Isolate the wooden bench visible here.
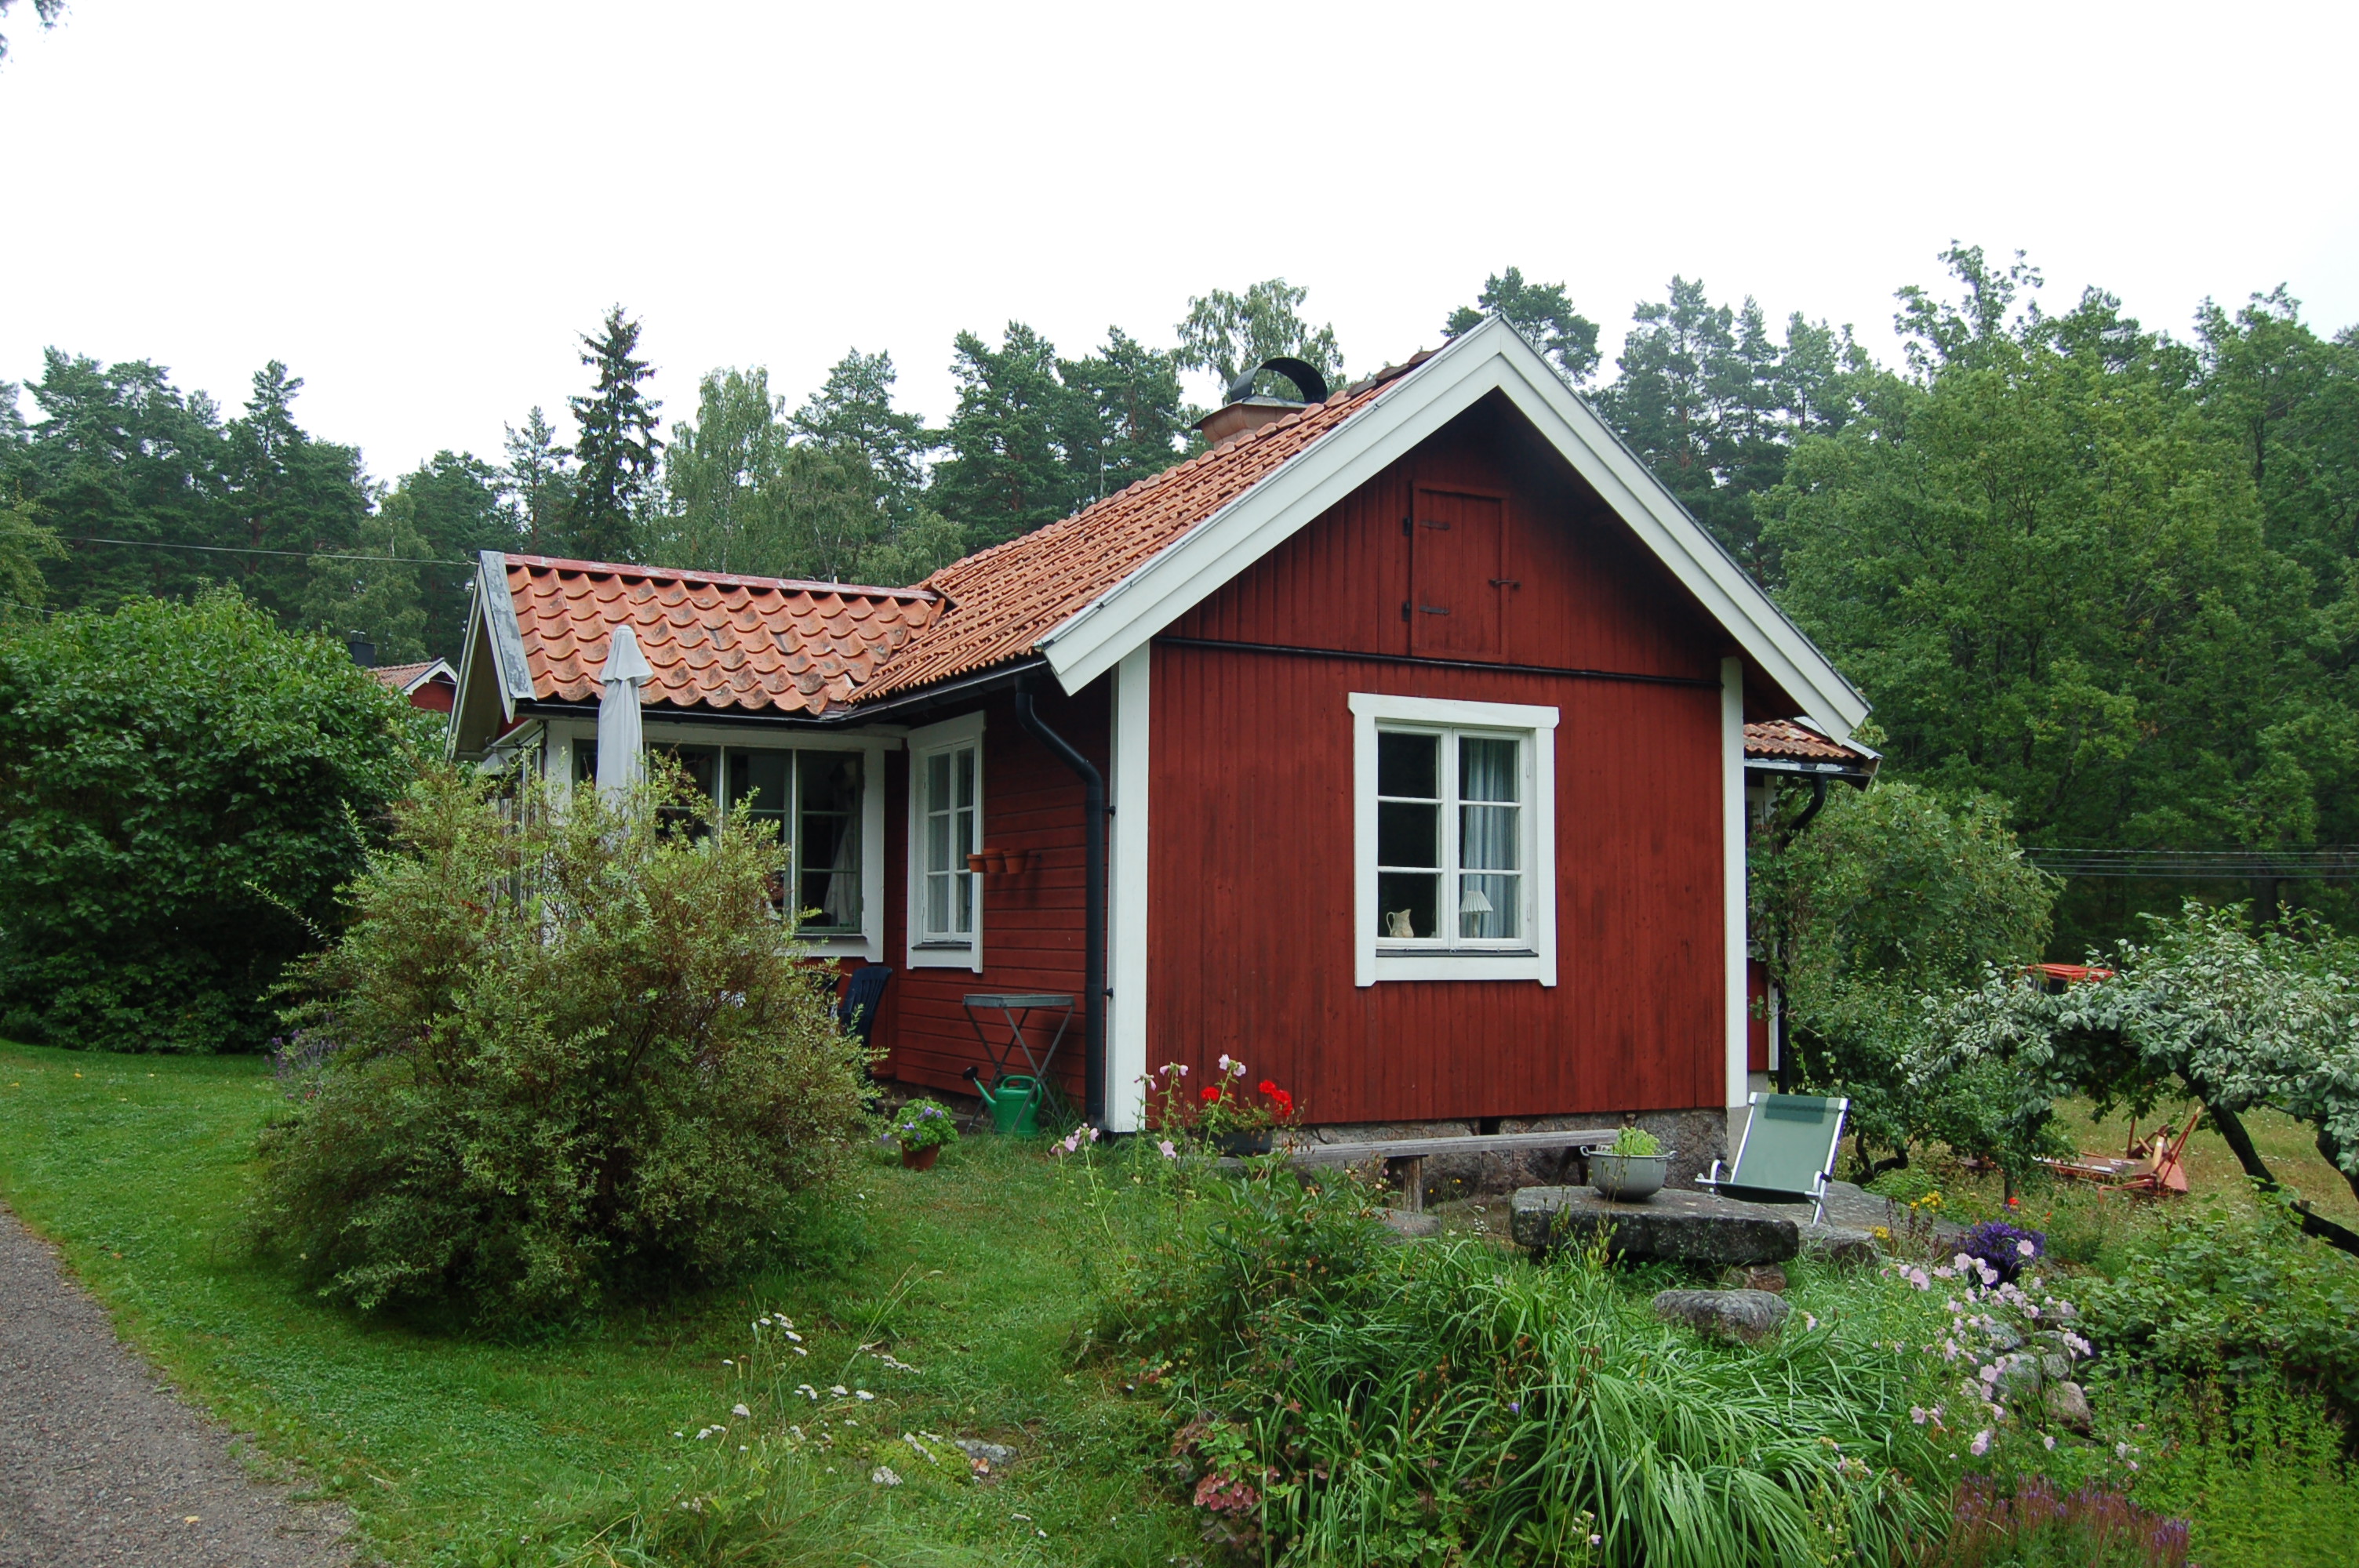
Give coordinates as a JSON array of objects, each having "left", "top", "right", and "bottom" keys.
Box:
[{"left": 1243, "top": 1127, "right": 1625, "bottom": 1213}]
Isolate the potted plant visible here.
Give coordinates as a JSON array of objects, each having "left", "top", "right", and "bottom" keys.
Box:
[
  {"left": 1141, "top": 1057, "right": 1297, "bottom": 1156},
  {"left": 1588, "top": 1124, "right": 1670, "bottom": 1201},
  {"left": 886, "top": 1098, "right": 960, "bottom": 1171}
]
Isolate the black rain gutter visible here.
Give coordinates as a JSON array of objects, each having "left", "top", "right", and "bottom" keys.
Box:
[{"left": 1013, "top": 670, "right": 1107, "bottom": 1127}]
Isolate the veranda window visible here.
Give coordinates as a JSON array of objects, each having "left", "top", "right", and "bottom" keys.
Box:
[
  {"left": 571, "top": 739, "right": 863, "bottom": 934},
  {"left": 917, "top": 743, "right": 978, "bottom": 944}
]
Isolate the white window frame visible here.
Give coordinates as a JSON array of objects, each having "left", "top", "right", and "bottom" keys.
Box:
[
  {"left": 1350, "top": 692, "right": 1557, "bottom": 986},
  {"left": 905, "top": 710, "right": 986, "bottom": 972},
  {"left": 540, "top": 717, "right": 889, "bottom": 961}
]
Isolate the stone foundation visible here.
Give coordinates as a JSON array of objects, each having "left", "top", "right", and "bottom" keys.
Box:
[{"left": 1289, "top": 1109, "right": 1729, "bottom": 1207}]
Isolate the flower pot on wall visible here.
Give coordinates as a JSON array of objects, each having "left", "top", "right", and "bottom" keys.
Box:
[
  {"left": 901, "top": 1145, "right": 940, "bottom": 1171},
  {"left": 1589, "top": 1152, "right": 1670, "bottom": 1202},
  {"left": 965, "top": 852, "right": 988, "bottom": 874}
]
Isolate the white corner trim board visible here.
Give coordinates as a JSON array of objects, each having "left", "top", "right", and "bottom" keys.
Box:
[
  {"left": 1107, "top": 647, "right": 1152, "bottom": 1131},
  {"left": 1721, "top": 658, "right": 1748, "bottom": 1111},
  {"left": 1348, "top": 691, "right": 1558, "bottom": 989},
  {"left": 1036, "top": 317, "right": 1867, "bottom": 745}
]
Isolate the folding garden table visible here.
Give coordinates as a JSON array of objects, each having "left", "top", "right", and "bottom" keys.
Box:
[{"left": 958, "top": 993, "right": 1074, "bottom": 1131}]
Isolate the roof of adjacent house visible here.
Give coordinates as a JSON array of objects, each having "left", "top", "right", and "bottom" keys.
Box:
[
  {"left": 370, "top": 660, "right": 443, "bottom": 691},
  {"left": 1743, "top": 719, "right": 1877, "bottom": 775},
  {"left": 495, "top": 554, "right": 939, "bottom": 717}
]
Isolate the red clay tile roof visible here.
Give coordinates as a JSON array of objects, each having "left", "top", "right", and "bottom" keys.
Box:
[
  {"left": 856, "top": 360, "right": 1427, "bottom": 701},
  {"left": 1744, "top": 719, "right": 1870, "bottom": 767},
  {"left": 369, "top": 660, "right": 442, "bottom": 691},
  {"left": 501, "top": 555, "right": 938, "bottom": 717}
]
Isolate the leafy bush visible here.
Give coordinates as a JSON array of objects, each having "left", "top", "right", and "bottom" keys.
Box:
[
  {"left": 1750, "top": 780, "right": 2060, "bottom": 1177},
  {"left": 2077, "top": 1202, "right": 2359, "bottom": 1417},
  {"left": 253, "top": 766, "right": 874, "bottom": 1324},
  {"left": 2127, "top": 1375, "right": 2359, "bottom": 1568},
  {"left": 0, "top": 591, "right": 427, "bottom": 1052}
]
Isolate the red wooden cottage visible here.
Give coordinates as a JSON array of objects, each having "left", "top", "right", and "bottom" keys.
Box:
[{"left": 447, "top": 317, "right": 1874, "bottom": 1168}]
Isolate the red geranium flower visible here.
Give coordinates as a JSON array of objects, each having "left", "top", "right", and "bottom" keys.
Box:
[
  {"left": 1258, "top": 1080, "right": 1277, "bottom": 1095},
  {"left": 1273, "top": 1091, "right": 1294, "bottom": 1116},
  {"left": 1201, "top": 1085, "right": 1220, "bottom": 1102}
]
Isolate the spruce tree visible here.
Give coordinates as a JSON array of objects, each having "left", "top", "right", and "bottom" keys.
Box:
[
  {"left": 565, "top": 307, "right": 662, "bottom": 562},
  {"left": 501, "top": 406, "right": 572, "bottom": 555},
  {"left": 929, "top": 324, "right": 1078, "bottom": 547}
]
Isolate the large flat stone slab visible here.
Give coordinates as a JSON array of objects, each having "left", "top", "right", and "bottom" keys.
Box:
[{"left": 1510, "top": 1185, "right": 1800, "bottom": 1265}]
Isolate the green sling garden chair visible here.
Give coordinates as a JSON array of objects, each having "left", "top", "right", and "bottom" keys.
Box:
[{"left": 1696, "top": 1092, "right": 1850, "bottom": 1225}]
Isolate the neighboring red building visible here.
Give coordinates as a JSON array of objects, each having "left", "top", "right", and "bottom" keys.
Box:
[
  {"left": 445, "top": 318, "right": 1874, "bottom": 1162},
  {"left": 371, "top": 658, "right": 458, "bottom": 713}
]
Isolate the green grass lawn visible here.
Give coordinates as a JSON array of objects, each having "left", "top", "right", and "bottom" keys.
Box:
[{"left": 0, "top": 1041, "right": 1200, "bottom": 1566}]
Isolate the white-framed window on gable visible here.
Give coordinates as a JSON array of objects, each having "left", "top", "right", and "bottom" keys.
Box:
[
  {"left": 907, "top": 710, "right": 985, "bottom": 971},
  {"left": 1350, "top": 693, "right": 1558, "bottom": 986}
]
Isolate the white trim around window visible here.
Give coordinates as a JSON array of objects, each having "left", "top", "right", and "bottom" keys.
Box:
[
  {"left": 1349, "top": 692, "right": 1558, "bottom": 986},
  {"left": 905, "top": 710, "right": 986, "bottom": 972}
]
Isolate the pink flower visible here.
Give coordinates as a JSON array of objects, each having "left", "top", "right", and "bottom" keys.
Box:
[
  {"left": 2044, "top": 1435, "right": 2056, "bottom": 1450},
  {"left": 1910, "top": 1406, "right": 1930, "bottom": 1425},
  {"left": 1970, "top": 1430, "right": 1992, "bottom": 1456},
  {"left": 1157, "top": 1139, "right": 1178, "bottom": 1160},
  {"left": 1907, "top": 1268, "right": 1930, "bottom": 1290},
  {"left": 2016, "top": 1239, "right": 2036, "bottom": 1257},
  {"left": 1216, "top": 1054, "right": 1232, "bottom": 1072}
]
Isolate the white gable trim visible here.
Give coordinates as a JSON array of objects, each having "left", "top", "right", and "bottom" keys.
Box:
[{"left": 1035, "top": 317, "right": 1867, "bottom": 742}]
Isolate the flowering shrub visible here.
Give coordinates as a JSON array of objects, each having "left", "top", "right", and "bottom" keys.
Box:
[
  {"left": 1961, "top": 1219, "right": 2047, "bottom": 1284},
  {"left": 883, "top": 1099, "right": 958, "bottom": 1156},
  {"left": 1140, "top": 1055, "right": 1297, "bottom": 1142}
]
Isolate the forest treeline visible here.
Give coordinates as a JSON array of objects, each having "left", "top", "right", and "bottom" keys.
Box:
[{"left": 4, "top": 249, "right": 2356, "bottom": 884}]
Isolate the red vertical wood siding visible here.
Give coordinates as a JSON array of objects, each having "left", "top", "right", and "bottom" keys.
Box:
[
  {"left": 1150, "top": 397, "right": 1732, "bottom": 1123},
  {"left": 875, "top": 682, "right": 1108, "bottom": 1105}
]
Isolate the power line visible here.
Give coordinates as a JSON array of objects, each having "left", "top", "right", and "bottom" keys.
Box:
[
  {"left": 60, "top": 536, "right": 480, "bottom": 571},
  {"left": 2025, "top": 847, "right": 2359, "bottom": 880}
]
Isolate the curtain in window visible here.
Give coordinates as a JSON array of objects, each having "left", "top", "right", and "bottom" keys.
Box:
[{"left": 1459, "top": 737, "right": 1520, "bottom": 939}]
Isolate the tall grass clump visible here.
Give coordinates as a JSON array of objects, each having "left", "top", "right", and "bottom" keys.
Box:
[{"left": 253, "top": 764, "right": 874, "bottom": 1327}]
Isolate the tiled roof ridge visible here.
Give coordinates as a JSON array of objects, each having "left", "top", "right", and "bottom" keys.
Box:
[{"left": 503, "top": 551, "right": 938, "bottom": 602}]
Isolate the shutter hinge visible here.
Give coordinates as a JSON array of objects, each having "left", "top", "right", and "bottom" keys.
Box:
[{"left": 1418, "top": 604, "right": 1451, "bottom": 615}]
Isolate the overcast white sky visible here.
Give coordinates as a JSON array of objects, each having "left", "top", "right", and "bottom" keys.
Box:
[{"left": 4, "top": 1, "right": 2354, "bottom": 481}]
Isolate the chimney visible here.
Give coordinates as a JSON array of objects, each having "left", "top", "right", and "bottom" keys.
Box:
[
  {"left": 345, "top": 631, "right": 376, "bottom": 667},
  {"left": 1192, "top": 356, "right": 1330, "bottom": 448}
]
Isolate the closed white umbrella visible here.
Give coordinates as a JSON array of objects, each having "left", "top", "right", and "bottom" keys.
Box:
[{"left": 594, "top": 622, "right": 653, "bottom": 808}]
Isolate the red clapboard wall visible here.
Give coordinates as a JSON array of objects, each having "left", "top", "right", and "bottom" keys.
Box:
[
  {"left": 1147, "top": 395, "right": 1733, "bottom": 1123},
  {"left": 875, "top": 682, "right": 1107, "bottom": 1105}
]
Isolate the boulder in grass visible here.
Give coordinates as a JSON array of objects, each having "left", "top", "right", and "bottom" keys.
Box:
[
  {"left": 1800, "top": 1223, "right": 1878, "bottom": 1267},
  {"left": 2045, "top": 1381, "right": 2094, "bottom": 1433},
  {"left": 1652, "top": 1288, "right": 1790, "bottom": 1345},
  {"left": 1511, "top": 1186, "right": 1799, "bottom": 1265}
]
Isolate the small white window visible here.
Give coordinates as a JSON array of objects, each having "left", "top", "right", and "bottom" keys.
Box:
[
  {"left": 1350, "top": 693, "right": 1557, "bottom": 985},
  {"left": 906, "top": 711, "right": 985, "bottom": 971}
]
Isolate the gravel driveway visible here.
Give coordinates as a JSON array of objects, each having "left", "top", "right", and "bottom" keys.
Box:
[{"left": 0, "top": 1202, "right": 355, "bottom": 1567}]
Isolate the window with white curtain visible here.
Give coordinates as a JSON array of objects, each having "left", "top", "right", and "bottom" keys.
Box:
[{"left": 1350, "top": 692, "right": 1558, "bottom": 985}]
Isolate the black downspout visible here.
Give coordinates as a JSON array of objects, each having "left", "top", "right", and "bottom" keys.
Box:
[{"left": 1015, "top": 674, "right": 1107, "bottom": 1126}]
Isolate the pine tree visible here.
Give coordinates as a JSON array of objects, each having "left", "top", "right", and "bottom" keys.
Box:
[
  {"left": 383, "top": 451, "right": 514, "bottom": 655},
  {"left": 791, "top": 349, "right": 929, "bottom": 510},
  {"left": 501, "top": 406, "right": 572, "bottom": 554},
  {"left": 1443, "top": 267, "right": 1601, "bottom": 383},
  {"left": 929, "top": 324, "right": 1079, "bottom": 547},
  {"left": 565, "top": 306, "right": 662, "bottom": 562},
  {"left": 1058, "top": 328, "right": 1187, "bottom": 505},
  {"left": 222, "top": 361, "right": 373, "bottom": 622}
]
